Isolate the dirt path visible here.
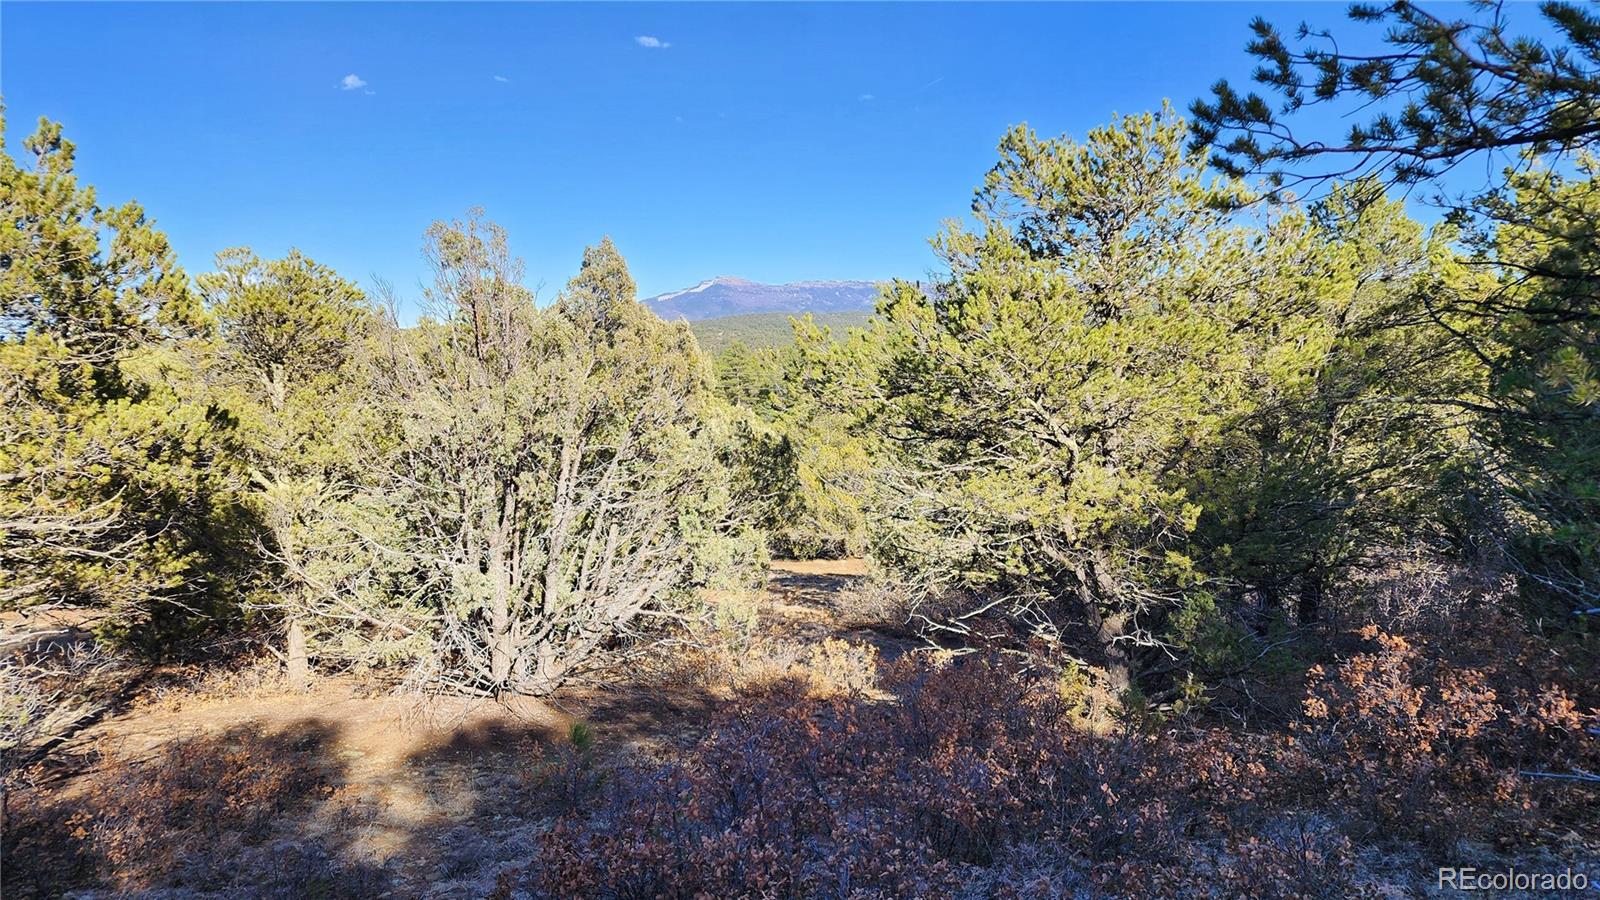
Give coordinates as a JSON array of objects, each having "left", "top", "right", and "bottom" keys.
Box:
[{"left": 765, "top": 558, "right": 918, "bottom": 658}]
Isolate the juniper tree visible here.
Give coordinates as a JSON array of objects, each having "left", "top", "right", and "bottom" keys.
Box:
[
  {"left": 806, "top": 108, "right": 1476, "bottom": 690},
  {"left": 375, "top": 216, "right": 731, "bottom": 695}
]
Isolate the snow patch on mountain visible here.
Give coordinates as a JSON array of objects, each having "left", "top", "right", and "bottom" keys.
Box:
[{"left": 643, "top": 277, "right": 883, "bottom": 321}]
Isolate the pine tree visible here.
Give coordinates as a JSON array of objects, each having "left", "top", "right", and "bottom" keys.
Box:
[
  {"left": 199, "top": 248, "right": 392, "bottom": 685},
  {"left": 840, "top": 109, "right": 1270, "bottom": 691},
  {"left": 1195, "top": 1, "right": 1600, "bottom": 611},
  {"left": 1, "top": 113, "right": 239, "bottom": 643}
]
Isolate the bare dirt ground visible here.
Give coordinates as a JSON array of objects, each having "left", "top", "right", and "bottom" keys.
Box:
[{"left": 6, "top": 560, "right": 897, "bottom": 898}]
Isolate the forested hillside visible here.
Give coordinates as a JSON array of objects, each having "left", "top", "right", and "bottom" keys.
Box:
[
  {"left": 689, "top": 310, "right": 871, "bottom": 353},
  {"left": 4, "top": 2, "right": 1599, "bottom": 896}
]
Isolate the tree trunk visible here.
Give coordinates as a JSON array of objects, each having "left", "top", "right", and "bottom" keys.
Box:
[
  {"left": 285, "top": 617, "right": 310, "bottom": 690},
  {"left": 489, "top": 549, "right": 513, "bottom": 691},
  {"left": 1297, "top": 572, "right": 1324, "bottom": 625},
  {"left": 490, "top": 597, "right": 513, "bottom": 691},
  {"left": 1091, "top": 607, "right": 1134, "bottom": 696},
  {"left": 489, "top": 526, "right": 515, "bottom": 692},
  {"left": 1075, "top": 555, "right": 1135, "bottom": 696}
]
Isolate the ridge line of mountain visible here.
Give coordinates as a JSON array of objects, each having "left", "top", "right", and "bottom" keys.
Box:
[{"left": 642, "top": 276, "right": 884, "bottom": 321}]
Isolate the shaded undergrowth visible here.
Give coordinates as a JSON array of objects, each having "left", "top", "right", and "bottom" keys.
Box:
[{"left": 501, "top": 618, "right": 1599, "bottom": 898}]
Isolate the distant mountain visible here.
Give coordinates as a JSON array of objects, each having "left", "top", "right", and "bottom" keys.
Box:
[
  {"left": 644, "top": 276, "right": 882, "bottom": 322},
  {"left": 689, "top": 311, "right": 872, "bottom": 355}
]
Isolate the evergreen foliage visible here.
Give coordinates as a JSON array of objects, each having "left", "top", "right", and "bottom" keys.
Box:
[
  {"left": 368, "top": 216, "right": 751, "bottom": 695},
  {"left": 1196, "top": 0, "right": 1600, "bottom": 612},
  {"left": 199, "top": 248, "right": 400, "bottom": 683},
  {"left": 1, "top": 112, "right": 242, "bottom": 647},
  {"left": 4, "top": 2, "right": 1598, "bottom": 697}
]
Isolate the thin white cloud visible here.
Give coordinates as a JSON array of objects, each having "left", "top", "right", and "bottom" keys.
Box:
[
  {"left": 635, "top": 35, "right": 671, "bottom": 49},
  {"left": 858, "top": 93, "right": 875, "bottom": 102},
  {"left": 339, "top": 73, "right": 368, "bottom": 91},
  {"left": 493, "top": 74, "right": 510, "bottom": 83}
]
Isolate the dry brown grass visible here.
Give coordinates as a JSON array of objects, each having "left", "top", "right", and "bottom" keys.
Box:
[
  {"left": 503, "top": 620, "right": 1599, "bottom": 898},
  {"left": 9, "top": 563, "right": 1596, "bottom": 899}
]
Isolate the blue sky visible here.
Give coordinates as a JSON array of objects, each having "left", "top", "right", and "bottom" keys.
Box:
[{"left": 1, "top": 2, "right": 1475, "bottom": 304}]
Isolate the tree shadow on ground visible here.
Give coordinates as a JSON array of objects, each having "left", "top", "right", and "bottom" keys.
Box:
[
  {"left": 1, "top": 710, "right": 572, "bottom": 899},
  {"left": 766, "top": 568, "right": 861, "bottom": 610},
  {"left": 2, "top": 565, "right": 920, "bottom": 898}
]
